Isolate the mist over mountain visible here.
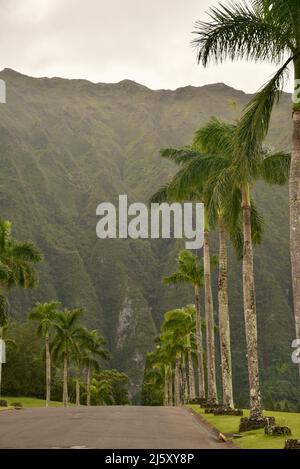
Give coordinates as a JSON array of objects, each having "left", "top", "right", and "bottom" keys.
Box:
[{"left": 0, "top": 68, "right": 297, "bottom": 403}]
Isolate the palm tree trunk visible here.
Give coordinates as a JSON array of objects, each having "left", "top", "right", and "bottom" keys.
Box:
[
  {"left": 194, "top": 284, "right": 206, "bottom": 400},
  {"left": 218, "top": 216, "right": 234, "bottom": 409},
  {"left": 164, "top": 372, "right": 169, "bottom": 406},
  {"left": 45, "top": 335, "right": 51, "bottom": 407},
  {"left": 63, "top": 352, "right": 68, "bottom": 407},
  {"left": 188, "top": 349, "right": 196, "bottom": 401},
  {"left": 87, "top": 366, "right": 91, "bottom": 406},
  {"left": 241, "top": 184, "right": 262, "bottom": 419},
  {"left": 174, "top": 353, "right": 181, "bottom": 406},
  {"left": 204, "top": 211, "right": 218, "bottom": 405},
  {"left": 181, "top": 354, "right": 188, "bottom": 403},
  {"left": 168, "top": 371, "right": 173, "bottom": 406},
  {"left": 76, "top": 368, "right": 80, "bottom": 406},
  {"left": 290, "top": 103, "right": 300, "bottom": 378}
]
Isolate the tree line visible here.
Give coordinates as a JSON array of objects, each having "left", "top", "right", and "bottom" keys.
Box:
[{"left": 0, "top": 221, "right": 129, "bottom": 406}]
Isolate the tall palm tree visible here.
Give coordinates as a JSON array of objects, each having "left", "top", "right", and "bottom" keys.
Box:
[
  {"left": 163, "top": 250, "right": 216, "bottom": 402},
  {"left": 193, "top": 0, "right": 300, "bottom": 377},
  {"left": 146, "top": 346, "right": 172, "bottom": 406},
  {"left": 52, "top": 308, "right": 86, "bottom": 407},
  {"left": 82, "top": 330, "right": 109, "bottom": 406},
  {"left": 29, "top": 301, "right": 61, "bottom": 407}
]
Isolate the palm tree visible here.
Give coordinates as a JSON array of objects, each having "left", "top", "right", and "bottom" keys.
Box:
[
  {"left": 146, "top": 347, "right": 172, "bottom": 406},
  {"left": 29, "top": 301, "right": 61, "bottom": 407},
  {"left": 0, "top": 220, "right": 42, "bottom": 298},
  {"left": 163, "top": 250, "right": 216, "bottom": 402},
  {"left": 51, "top": 308, "right": 86, "bottom": 407},
  {"left": 82, "top": 330, "right": 109, "bottom": 406},
  {"left": 193, "top": 0, "right": 300, "bottom": 377}
]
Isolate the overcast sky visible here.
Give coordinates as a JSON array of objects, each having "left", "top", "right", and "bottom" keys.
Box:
[{"left": 0, "top": 0, "right": 290, "bottom": 93}]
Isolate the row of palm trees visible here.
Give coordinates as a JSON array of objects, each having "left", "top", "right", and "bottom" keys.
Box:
[
  {"left": 28, "top": 302, "right": 109, "bottom": 407},
  {"left": 146, "top": 305, "right": 198, "bottom": 407},
  {"left": 192, "top": 0, "right": 300, "bottom": 385},
  {"left": 150, "top": 116, "right": 290, "bottom": 420}
]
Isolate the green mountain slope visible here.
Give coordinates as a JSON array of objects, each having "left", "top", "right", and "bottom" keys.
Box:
[{"left": 0, "top": 68, "right": 297, "bottom": 403}]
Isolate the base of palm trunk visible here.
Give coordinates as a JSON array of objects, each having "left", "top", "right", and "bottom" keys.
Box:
[
  {"left": 284, "top": 439, "right": 300, "bottom": 449},
  {"left": 265, "top": 425, "right": 291, "bottom": 437},
  {"left": 188, "top": 397, "right": 207, "bottom": 405},
  {"left": 213, "top": 407, "right": 243, "bottom": 417},
  {"left": 204, "top": 403, "right": 223, "bottom": 414},
  {"left": 239, "top": 416, "right": 275, "bottom": 433}
]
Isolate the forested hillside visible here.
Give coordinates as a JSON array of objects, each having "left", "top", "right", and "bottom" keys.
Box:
[{"left": 0, "top": 68, "right": 297, "bottom": 403}]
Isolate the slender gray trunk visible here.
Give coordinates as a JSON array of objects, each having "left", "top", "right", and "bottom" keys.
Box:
[
  {"left": 218, "top": 217, "right": 234, "bottom": 409},
  {"left": 204, "top": 226, "right": 218, "bottom": 405},
  {"left": 63, "top": 352, "right": 68, "bottom": 407},
  {"left": 87, "top": 366, "right": 91, "bottom": 406},
  {"left": 181, "top": 355, "right": 188, "bottom": 404},
  {"left": 174, "top": 353, "right": 181, "bottom": 406},
  {"left": 290, "top": 109, "right": 300, "bottom": 378},
  {"left": 76, "top": 368, "right": 80, "bottom": 406},
  {"left": 194, "top": 284, "right": 206, "bottom": 400},
  {"left": 45, "top": 335, "right": 51, "bottom": 407},
  {"left": 188, "top": 349, "right": 196, "bottom": 401},
  {"left": 242, "top": 185, "right": 262, "bottom": 419},
  {"left": 164, "top": 372, "right": 169, "bottom": 406},
  {"left": 168, "top": 371, "right": 173, "bottom": 406}
]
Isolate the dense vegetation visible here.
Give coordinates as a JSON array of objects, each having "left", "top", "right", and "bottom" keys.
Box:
[{"left": 1, "top": 318, "right": 129, "bottom": 406}]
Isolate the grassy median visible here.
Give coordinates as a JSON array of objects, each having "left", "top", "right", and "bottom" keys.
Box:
[{"left": 187, "top": 405, "right": 300, "bottom": 449}]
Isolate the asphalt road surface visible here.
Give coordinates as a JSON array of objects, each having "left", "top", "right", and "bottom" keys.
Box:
[{"left": 0, "top": 406, "right": 231, "bottom": 449}]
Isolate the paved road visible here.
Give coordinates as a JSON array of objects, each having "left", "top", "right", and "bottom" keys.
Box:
[{"left": 0, "top": 406, "right": 230, "bottom": 449}]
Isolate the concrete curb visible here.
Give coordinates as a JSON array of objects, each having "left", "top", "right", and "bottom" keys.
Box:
[{"left": 186, "top": 407, "right": 241, "bottom": 450}]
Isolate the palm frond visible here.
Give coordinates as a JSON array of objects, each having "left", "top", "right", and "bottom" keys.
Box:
[
  {"left": 163, "top": 272, "right": 190, "bottom": 285},
  {"left": 192, "top": 0, "right": 291, "bottom": 66},
  {"left": 260, "top": 151, "right": 291, "bottom": 185},
  {"left": 235, "top": 56, "right": 293, "bottom": 177},
  {"left": 160, "top": 147, "right": 202, "bottom": 165}
]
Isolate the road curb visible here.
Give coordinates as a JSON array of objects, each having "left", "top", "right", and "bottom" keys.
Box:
[{"left": 185, "top": 407, "right": 241, "bottom": 450}]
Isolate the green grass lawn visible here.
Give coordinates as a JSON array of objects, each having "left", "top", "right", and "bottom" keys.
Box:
[
  {"left": 187, "top": 405, "right": 300, "bottom": 449},
  {"left": 1, "top": 396, "right": 64, "bottom": 408}
]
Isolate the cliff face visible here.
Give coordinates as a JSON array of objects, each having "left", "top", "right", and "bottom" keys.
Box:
[{"left": 0, "top": 68, "right": 297, "bottom": 402}]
